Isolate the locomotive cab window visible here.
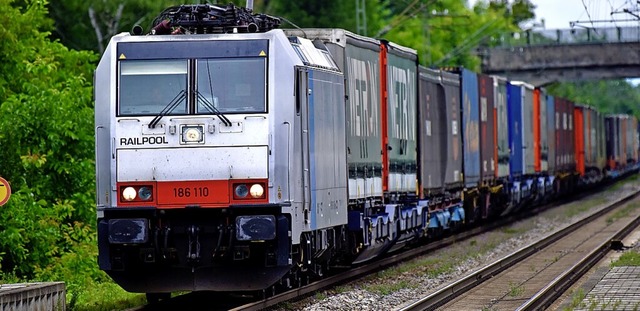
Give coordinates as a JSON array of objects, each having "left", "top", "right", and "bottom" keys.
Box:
[
  {"left": 118, "top": 60, "right": 188, "bottom": 116},
  {"left": 117, "top": 58, "right": 266, "bottom": 116},
  {"left": 196, "top": 58, "right": 266, "bottom": 114}
]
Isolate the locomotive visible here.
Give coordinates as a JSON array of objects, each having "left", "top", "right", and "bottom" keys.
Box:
[{"left": 93, "top": 3, "right": 639, "bottom": 301}]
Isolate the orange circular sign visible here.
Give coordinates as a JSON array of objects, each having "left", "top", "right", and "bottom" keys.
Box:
[{"left": 0, "top": 177, "right": 11, "bottom": 206}]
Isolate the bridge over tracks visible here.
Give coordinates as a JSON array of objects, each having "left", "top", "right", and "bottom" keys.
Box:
[{"left": 478, "top": 27, "right": 640, "bottom": 86}]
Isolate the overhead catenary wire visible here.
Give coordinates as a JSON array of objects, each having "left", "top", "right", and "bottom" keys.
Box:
[{"left": 433, "top": 18, "right": 502, "bottom": 66}]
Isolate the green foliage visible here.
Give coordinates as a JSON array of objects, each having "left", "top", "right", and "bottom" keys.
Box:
[
  {"left": 370, "top": 0, "right": 521, "bottom": 69},
  {"left": 0, "top": 0, "right": 97, "bottom": 291},
  {"left": 48, "top": 0, "right": 178, "bottom": 53},
  {"left": 486, "top": 0, "right": 536, "bottom": 27},
  {"left": 259, "top": 0, "right": 388, "bottom": 37},
  {"left": 611, "top": 250, "right": 640, "bottom": 267},
  {"left": 547, "top": 80, "right": 640, "bottom": 118}
]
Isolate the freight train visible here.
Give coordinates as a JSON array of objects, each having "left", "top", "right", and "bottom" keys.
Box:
[{"left": 93, "top": 3, "right": 640, "bottom": 301}]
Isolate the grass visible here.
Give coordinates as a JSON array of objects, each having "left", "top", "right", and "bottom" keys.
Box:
[
  {"left": 507, "top": 281, "right": 524, "bottom": 297},
  {"left": 68, "top": 282, "right": 145, "bottom": 311},
  {"left": 562, "top": 196, "right": 608, "bottom": 218},
  {"left": 608, "top": 175, "right": 639, "bottom": 192},
  {"left": 562, "top": 288, "right": 586, "bottom": 311},
  {"left": 606, "top": 202, "right": 640, "bottom": 225},
  {"left": 611, "top": 250, "right": 640, "bottom": 267}
]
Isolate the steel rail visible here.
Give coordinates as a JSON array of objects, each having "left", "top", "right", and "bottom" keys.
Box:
[
  {"left": 517, "top": 198, "right": 640, "bottom": 310},
  {"left": 397, "top": 189, "right": 640, "bottom": 311}
]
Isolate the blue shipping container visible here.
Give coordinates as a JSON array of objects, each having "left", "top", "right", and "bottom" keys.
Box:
[
  {"left": 461, "top": 69, "right": 480, "bottom": 188},
  {"left": 507, "top": 82, "right": 524, "bottom": 177},
  {"left": 546, "top": 95, "right": 556, "bottom": 174}
]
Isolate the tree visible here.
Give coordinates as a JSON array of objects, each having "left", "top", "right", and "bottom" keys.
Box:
[
  {"left": 48, "top": 0, "right": 177, "bottom": 53},
  {"left": 257, "top": 0, "right": 388, "bottom": 37},
  {"left": 0, "top": 0, "right": 97, "bottom": 281},
  {"left": 484, "top": 0, "right": 536, "bottom": 27}
]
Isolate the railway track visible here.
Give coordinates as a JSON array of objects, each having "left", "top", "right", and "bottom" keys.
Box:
[
  {"left": 127, "top": 180, "right": 634, "bottom": 311},
  {"left": 397, "top": 189, "right": 640, "bottom": 311}
]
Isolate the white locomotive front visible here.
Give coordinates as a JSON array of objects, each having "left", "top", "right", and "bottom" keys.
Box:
[{"left": 94, "top": 4, "right": 348, "bottom": 298}]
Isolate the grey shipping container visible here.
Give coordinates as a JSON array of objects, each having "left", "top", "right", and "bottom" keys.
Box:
[
  {"left": 538, "top": 88, "right": 549, "bottom": 173},
  {"left": 519, "top": 82, "right": 536, "bottom": 175},
  {"left": 494, "top": 76, "right": 510, "bottom": 178},
  {"left": 626, "top": 116, "right": 637, "bottom": 162},
  {"left": 441, "top": 70, "right": 464, "bottom": 189},
  {"left": 418, "top": 67, "right": 445, "bottom": 194}
]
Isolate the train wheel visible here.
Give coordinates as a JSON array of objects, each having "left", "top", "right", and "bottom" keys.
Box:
[{"left": 146, "top": 292, "right": 171, "bottom": 304}]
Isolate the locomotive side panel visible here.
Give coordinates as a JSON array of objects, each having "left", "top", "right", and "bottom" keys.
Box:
[
  {"left": 306, "top": 69, "right": 348, "bottom": 229},
  {"left": 95, "top": 39, "right": 117, "bottom": 210}
]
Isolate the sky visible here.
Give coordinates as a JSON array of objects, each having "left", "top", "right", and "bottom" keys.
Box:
[
  {"left": 470, "top": 0, "right": 640, "bottom": 82},
  {"left": 530, "top": 0, "right": 640, "bottom": 29},
  {"left": 471, "top": 0, "right": 640, "bottom": 29}
]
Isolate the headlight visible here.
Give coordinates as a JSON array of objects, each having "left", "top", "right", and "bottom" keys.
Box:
[
  {"left": 138, "top": 187, "right": 152, "bottom": 201},
  {"left": 122, "top": 187, "right": 136, "bottom": 201},
  {"left": 250, "top": 184, "right": 264, "bottom": 198},
  {"left": 181, "top": 125, "right": 204, "bottom": 144},
  {"left": 234, "top": 184, "right": 249, "bottom": 198}
]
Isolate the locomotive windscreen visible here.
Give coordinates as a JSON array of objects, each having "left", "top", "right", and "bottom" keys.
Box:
[{"left": 117, "top": 40, "right": 268, "bottom": 116}]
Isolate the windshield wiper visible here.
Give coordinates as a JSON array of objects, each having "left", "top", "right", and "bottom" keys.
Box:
[
  {"left": 196, "top": 91, "right": 232, "bottom": 127},
  {"left": 148, "top": 90, "right": 187, "bottom": 128}
]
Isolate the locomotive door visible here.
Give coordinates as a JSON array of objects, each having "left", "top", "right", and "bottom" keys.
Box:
[{"left": 295, "top": 67, "right": 311, "bottom": 225}]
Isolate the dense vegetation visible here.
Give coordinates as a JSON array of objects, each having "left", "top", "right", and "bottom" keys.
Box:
[{"left": 0, "top": 0, "right": 638, "bottom": 309}]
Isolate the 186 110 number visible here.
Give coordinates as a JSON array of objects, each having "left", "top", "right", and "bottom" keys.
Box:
[{"left": 173, "top": 187, "right": 209, "bottom": 198}]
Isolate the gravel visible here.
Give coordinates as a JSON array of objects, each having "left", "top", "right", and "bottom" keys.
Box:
[{"left": 269, "top": 178, "right": 640, "bottom": 311}]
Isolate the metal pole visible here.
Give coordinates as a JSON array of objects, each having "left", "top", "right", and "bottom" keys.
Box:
[{"left": 246, "top": 0, "right": 254, "bottom": 10}]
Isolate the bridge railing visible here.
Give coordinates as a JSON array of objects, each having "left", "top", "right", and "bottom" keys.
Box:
[{"left": 493, "top": 26, "right": 640, "bottom": 47}]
